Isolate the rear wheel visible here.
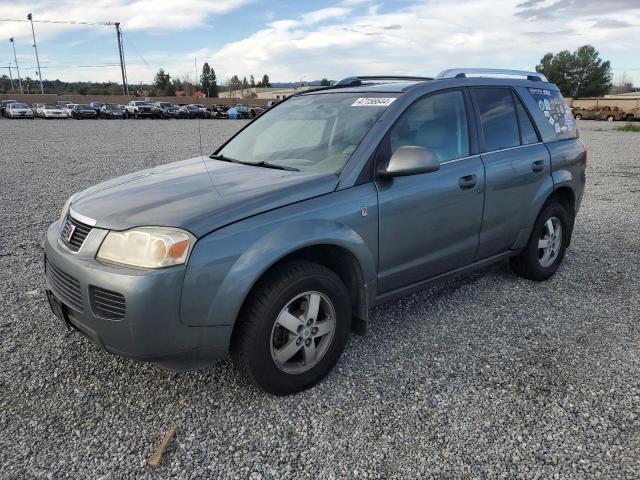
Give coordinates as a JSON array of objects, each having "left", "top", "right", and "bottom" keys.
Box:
[
  {"left": 574, "top": 114, "right": 582, "bottom": 120},
  {"left": 231, "top": 261, "right": 351, "bottom": 395},
  {"left": 510, "top": 201, "right": 571, "bottom": 281}
]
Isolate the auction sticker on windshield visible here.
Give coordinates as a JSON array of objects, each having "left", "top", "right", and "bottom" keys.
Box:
[{"left": 351, "top": 97, "right": 396, "bottom": 107}]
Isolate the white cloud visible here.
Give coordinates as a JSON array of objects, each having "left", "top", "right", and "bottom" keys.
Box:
[
  {"left": 203, "top": 0, "right": 640, "bottom": 84},
  {"left": 0, "top": 0, "right": 253, "bottom": 41},
  {"left": 2, "top": 0, "right": 638, "bottom": 84},
  {"left": 301, "top": 7, "right": 351, "bottom": 25}
]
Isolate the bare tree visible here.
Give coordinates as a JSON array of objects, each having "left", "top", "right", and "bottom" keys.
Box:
[{"left": 611, "top": 72, "right": 634, "bottom": 94}]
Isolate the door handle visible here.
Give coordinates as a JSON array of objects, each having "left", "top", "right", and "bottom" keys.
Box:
[
  {"left": 532, "top": 160, "right": 545, "bottom": 172},
  {"left": 459, "top": 174, "right": 477, "bottom": 190}
]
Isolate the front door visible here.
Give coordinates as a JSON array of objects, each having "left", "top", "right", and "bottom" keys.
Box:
[{"left": 376, "top": 89, "right": 485, "bottom": 293}]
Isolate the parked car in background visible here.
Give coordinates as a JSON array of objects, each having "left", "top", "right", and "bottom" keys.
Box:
[
  {"left": 64, "top": 104, "right": 77, "bottom": 117},
  {"left": 57, "top": 100, "right": 72, "bottom": 108},
  {"left": 250, "top": 106, "right": 266, "bottom": 118},
  {"left": 1, "top": 99, "right": 17, "bottom": 117},
  {"left": 125, "top": 101, "right": 155, "bottom": 119},
  {"left": 234, "top": 104, "right": 251, "bottom": 119},
  {"left": 573, "top": 105, "right": 627, "bottom": 121},
  {"left": 100, "top": 104, "right": 126, "bottom": 119},
  {"left": 153, "top": 102, "right": 180, "bottom": 119},
  {"left": 595, "top": 106, "right": 626, "bottom": 122},
  {"left": 71, "top": 104, "right": 98, "bottom": 119},
  {"left": 33, "top": 103, "right": 46, "bottom": 117},
  {"left": 179, "top": 104, "right": 204, "bottom": 119},
  {"left": 5, "top": 102, "right": 34, "bottom": 119},
  {"left": 39, "top": 104, "right": 69, "bottom": 119},
  {"left": 89, "top": 102, "right": 104, "bottom": 116},
  {"left": 44, "top": 69, "right": 586, "bottom": 395},
  {"left": 624, "top": 107, "right": 640, "bottom": 121},
  {"left": 208, "top": 106, "right": 229, "bottom": 119},
  {"left": 572, "top": 106, "right": 598, "bottom": 120}
]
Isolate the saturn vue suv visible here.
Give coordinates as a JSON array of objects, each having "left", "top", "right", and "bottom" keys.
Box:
[{"left": 44, "top": 69, "right": 586, "bottom": 395}]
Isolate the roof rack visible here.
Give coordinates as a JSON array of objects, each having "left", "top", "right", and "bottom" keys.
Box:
[
  {"left": 333, "top": 75, "right": 433, "bottom": 87},
  {"left": 436, "top": 68, "right": 548, "bottom": 82}
]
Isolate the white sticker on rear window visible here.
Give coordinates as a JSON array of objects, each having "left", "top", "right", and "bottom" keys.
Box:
[{"left": 351, "top": 97, "right": 396, "bottom": 107}]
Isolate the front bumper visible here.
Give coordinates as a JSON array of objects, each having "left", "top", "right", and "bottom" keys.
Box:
[{"left": 44, "top": 221, "right": 231, "bottom": 370}]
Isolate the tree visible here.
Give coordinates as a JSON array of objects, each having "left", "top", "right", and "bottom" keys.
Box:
[
  {"left": 153, "top": 68, "right": 174, "bottom": 96},
  {"left": 261, "top": 74, "right": 271, "bottom": 88},
  {"left": 227, "top": 75, "right": 242, "bottom": 97},
  {"left": 210, "top": 68, "right": 218, "bottom": 97},
  {"left": 536, "top": 45, "right": 612, "bottom": 98},
  {"left": 249, "top": 74, "right": 255, "bottom": 88},
  {"left": 201, "top": 63, "right": 212, "bottom": 97},
  {"left": 320, "top": 78, "right": 331, "bottom": 86}
]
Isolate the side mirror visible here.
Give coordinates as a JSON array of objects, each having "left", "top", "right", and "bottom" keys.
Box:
[{"left": 381, "top": 146, "right": 440, "bottom": 177}]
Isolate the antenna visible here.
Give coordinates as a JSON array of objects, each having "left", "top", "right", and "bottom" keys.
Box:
[{"left": 195, "top": 57, "right": 203, "bottom": 157}]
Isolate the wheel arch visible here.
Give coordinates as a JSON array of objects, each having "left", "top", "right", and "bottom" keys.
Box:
[{"left": 202, "top": 220, "right": 377, "bottom": 335}]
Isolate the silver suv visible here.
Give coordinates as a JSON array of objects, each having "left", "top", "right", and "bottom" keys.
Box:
[{"left": 45, "top": 69, "right": 586, "bottom": 395}]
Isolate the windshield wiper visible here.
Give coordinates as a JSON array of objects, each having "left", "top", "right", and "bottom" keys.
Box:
[
  {"left": 210, "top": 153, "right": 242, "bottom": 164},
  {"left": 250, "top": 161, "right": 300, "bottom": 172},
  {"left": 210, "top": 154, "right": 299, "bottom": 171}
]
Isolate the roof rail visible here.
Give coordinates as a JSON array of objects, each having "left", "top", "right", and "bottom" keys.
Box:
[
  {"left": 333, "top": 75, "right": 433, "bottom": 87},
  {"left": 436, "top": 68, "right": 548, "bottom": 82}
]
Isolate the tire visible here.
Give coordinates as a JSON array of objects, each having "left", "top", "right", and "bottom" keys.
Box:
[
  {"left": 607, "top": 115, "right": 614, "bottom": 122},
  {"left": 231, "top": 261, "right": 352, "bottom": 395},
  {"left": 574, "top": 114, "right": 582, "bottom": 120},
  {"left": 510, "top": 201, "right": 572, "bottom": 281}
]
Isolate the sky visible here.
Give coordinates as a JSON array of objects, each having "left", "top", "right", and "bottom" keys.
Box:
[{"left": 1, "top": 0, "right": 639, "bottom": 86}]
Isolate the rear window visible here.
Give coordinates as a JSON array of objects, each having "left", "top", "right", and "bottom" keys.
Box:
[
  {"left": 527, "top": 88, "right": 576, "bottom": 139},
  {"left": 475, "top": 88, "right": 520, "bottom": 151}
]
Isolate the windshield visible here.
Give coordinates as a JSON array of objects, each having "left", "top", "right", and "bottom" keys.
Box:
[
  {"left": 44, "top": 104, "right": 59, "bottom": 109},
  {"left": 217, "top": 93, "right": 398, "bottom": 173},
  {"left": 12, "top": 103, "right": 29, "bottom": 109},
  {"left": 77, "top": 105, "right": 91, "bottom": 109},
  {"left": 135, "top": 102, "right": 151, "bottom": 106},
  {"left": 106, "top": 104, "right": 121, "bottom": 110}
]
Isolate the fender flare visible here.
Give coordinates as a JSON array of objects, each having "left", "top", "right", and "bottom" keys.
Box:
[{"left": 205, "top": 219, "right": 377, "bottom": 327}]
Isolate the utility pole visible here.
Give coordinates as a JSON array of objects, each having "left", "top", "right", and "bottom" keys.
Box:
[
  {"left": 7, "top": 63, "right": 14, "bottom": 92},
  {"left": 9, "top": 38, "right": 23, "bottom": 94},
  {"left": 114, "top": 23, "right": 129, "bottom": 96},
  {"left": 27, "top": 14, "right": 44, "bottom": 94}
]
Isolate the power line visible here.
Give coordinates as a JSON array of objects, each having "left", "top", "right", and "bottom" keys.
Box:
[{"left": 0, "top": 18, "right": 113, "bottom": 26}]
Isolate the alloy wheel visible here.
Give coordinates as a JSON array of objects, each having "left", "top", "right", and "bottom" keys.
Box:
[
  {"left": 538, "top": 216, "right": 563, "bottom": 268},
  {"left": 270, "top": 291, "right": 336, "bottom": 374}
]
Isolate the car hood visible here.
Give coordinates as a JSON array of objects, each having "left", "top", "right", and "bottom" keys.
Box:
[{"left": 71, "top": 157, "right": 338, "bottom": 237}]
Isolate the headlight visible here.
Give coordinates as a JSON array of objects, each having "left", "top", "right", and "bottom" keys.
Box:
[
  {"left": 97, "top": 227, "right": 194, "bottom": 269},
  {"left": 59, "top": 195, "right": 75, "bottom": 225}
]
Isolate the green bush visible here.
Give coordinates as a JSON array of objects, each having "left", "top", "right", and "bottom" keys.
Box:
[{"left": 617, "top": 123, "right": 640, "bottom": 132}]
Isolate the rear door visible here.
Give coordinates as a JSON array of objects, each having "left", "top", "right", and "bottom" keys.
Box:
[
  {"left": 472, "top": 87, "right": 552, "bottom": 259},
  {"left": 376, "top": 89, "right": 485, "bottom": 292}
]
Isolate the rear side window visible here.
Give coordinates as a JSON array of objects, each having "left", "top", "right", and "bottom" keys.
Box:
[
  {"left": 474, "top": 88, "right": 520, "bottom": 151},
  {"left": 389, "top": 90, "right": 469, "bottom": 163},
  {"left": 527, "top": 87, "right": 576, "bottom": 139},
  {"left": 514, "top": 95, "right": 539, "bottom": 145}
]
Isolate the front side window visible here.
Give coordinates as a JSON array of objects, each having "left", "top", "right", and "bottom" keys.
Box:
[
  {"left": 218, "top": 93, "right": 397, "bottom": 173},
  {"left": 389, "top": 90, "right": 469, "bottom": 163},
  {"left": 475, "top": 88, "right": 520, "bottom": 152}
]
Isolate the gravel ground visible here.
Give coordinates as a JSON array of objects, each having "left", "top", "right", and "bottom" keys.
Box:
[{"left": 0, "top": 118, "right": 638, "bottom": 479}]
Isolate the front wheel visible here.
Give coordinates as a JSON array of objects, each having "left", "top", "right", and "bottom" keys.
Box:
[
  {"left": 574, "top": 114, "right": 582, "bottom": 120},
  {"left": 510, "top": 201, "right": 572, "bottom": 281},
  {"left": 231, "top": 261, "right": 351, "bottom": 395}
]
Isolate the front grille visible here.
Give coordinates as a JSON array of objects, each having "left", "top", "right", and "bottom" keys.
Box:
[
  {"left": 45, "top": 258, "right": 84, "bottom": 311},
  {"left": 90, "top": 286, "right": 126, "bottom": 320},
  {"left": 60, "top": 215, "right": 92, "bottom": 252}
]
